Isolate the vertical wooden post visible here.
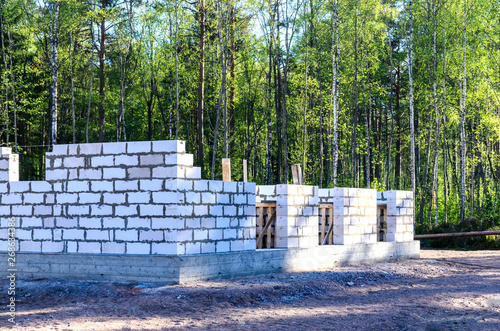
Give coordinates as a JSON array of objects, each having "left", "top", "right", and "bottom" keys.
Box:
[
  {"left": 243, "top": 159, "right": 248, "bottom": 182},
  {"left": 292, "top": 164, "right": 303, "bottom": 185},
  {"left": 222, "top": 158, "right": 231, "bottom": 181}
]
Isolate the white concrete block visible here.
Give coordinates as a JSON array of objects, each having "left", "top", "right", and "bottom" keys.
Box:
[
  {"left": 102, "top": 167, "right": 127, "bottom": 179},
  {"left": 194, "top": 229, "right": 208, "bottom": 241},
  {"left": 216, "top": 241, "right": 230, "bottom": 253},
  {"left": 152, "top": 191, "right": 179, "bottom": 204},
  {"left": 45, "top": 169, "right": 68, "bottom": 181},
  {"left": 152, "top": 140, "right": 185, "bottom": 153},
  {"left": 139, "top": 204, "right": 164, "bottom": 216},
  {"left": 165, "top": 205, "right": 182, "bottom": 216},
  {"left": 201, "top": 242, "right": 216, "bottom": 253},
  {"left": 232, "top": 194, "right": 246, "bottom": 205},
  {"left": 194, "top": 205, "right": 208, "bottom": 216},
  {"left": 152, "top": 242, "right": 178, "bottom": 255},
  {"left": 64, "top": 157, "right": 85, "bottom": 168},
  {"left": 127, "top": 192, "right": 151, "bottom": 204},
  {"left": 164, "top": 229, "right": 177, "bottom": 241},
  {"left": 185, "top": 218, "right": 201, "bottom": 228},
  {"left": 139, "top": 230, "right": 164, "bottom": 241},
  {"left": 33, "top": 229, "right": 52, "bottom": 240},
  {"left": 23, "top": 193, "right": 44, "bottom": 204},
  {"left": 9, "top": 181, "right": 30, "bottom": 193},
  {"left": 40, "top": 241, "right": 64, "bottom": 253},
  {"left": 0, "top": 205, "right": 10, "bottom": 216},
  {"left": 63, "top": 229, "right": 84, "bottom": 240},
  {"left": 127, "top": 141, "right": 152, "bottom": 153},
  {"left": 194, "top": 180, "right": 209, "bottom": 191},
  {"left": 79, "top": 143, "right": 102, "bottom": 155},
  {"left": 67, "top": 169, "right": 78, "bottom": 180},
  {"left": 185, "top": 166, "right": 201, "bottom": 179},
  {"left": 152, "top": 166, "right": 179, "bottom": 178},
  {"left": 217, "top": 193, "right": 231, "bottom": 204},
  {"left": 91, "top": 155, "right": 114, "bottom": 168},
  {"left": 12, "top": 205, "right": 33, "bottom": 216},
  {"left": 209, "top": 229, "right": 223, "bottom": 240},
  {"left": 115, "top": 205, "right": 139, "bottom": 216},
  {"left": 68, "top": 205, "right": 90, "bottom": 216},
  {"left": 78, "top": 242, "right": 102, "bottom": 254},
  {"left": 115, "top": 155, "right": 139, "bottom": 166},
  {"left": 102, "top": 217, "right": 125, "bottom": 228},
  {"left": 224, "top": 181, "right": 238, "bottom": 192},
  {"left": 21, "top": 217, "right": 42, "bottom": 228},
  {"left": 79, "top": 218, "right": 102, "bottom": 229},
  {"left": 139, "top": 179, "right": 163, "bottom": 191},
  {"left": 50, "top": 145, "right": 67, "bottom": 155},
  {"left": 103, "top": 193, "right": 126, "bottom": 204},
  {"left": 224, "top": 228, "right": 237, "bottom": 239},
  {"left": 78, "top": 193, "right": 101, "bottom": 204},
  {"left": 127, "top": 217, "right": 150, "bottom": 229},
  {"left": 115, "top": 230, "right": 138, "bottom": 241},
  {"left": 102, "top": 242, "right": 125, "bottom": 254},
  {"left": 56, "top": 193, "right": 78, "bottom": 204},
  {"left": 103, "top": 141, "right": 127, "bottom": 155},
  {"left": 215, "top": 217, "right": 229, "bottom": 228},
  {"left": 2, "top": 193, "right": 22, "bottom": 204},
  {"left": 67, "top": 181, "right": 89, "bottom": 192},
  {"left": 128, "top": 167, "right": 151, "bottom": 179},
  {"left": 180, "top": 192, "right": 199, "bottom": 205},
  {"left": 177, "top": 229, "right": 193, "bottom": 242},
  {"left": 177, "top": 179, "right": 193, "bottom": 191},
  {"left": 185, "top": 242, "right": 201, "bottom": 255},
  {"left": 224, "top": 206, "right": 237, "bottom": 216},
  {"left": 86, "top": 230, "right": 110, "bottom": 240},
  {"left": 66, "top": 241, "right": 78, "bottom": 253},
  {"left": 20, "top": 240, "right": 41, "bottom": 252},
  {"left": 90, "top": 180, "right": 113, "bottom": 192},
  {"left": 90, "top": 204, "right": 113, "bottom": 216},
  {"left": 209, "top": 181, "right": 223, "bottom": 192},
  {"left": 140, "top": 154, "right": 164, "bottom": 166},
  {"left": 78, "top": 169, "right": 102, "bottom": 180},
  {"left": 202, "top": 192, "right": 216, "bottom": 204}
]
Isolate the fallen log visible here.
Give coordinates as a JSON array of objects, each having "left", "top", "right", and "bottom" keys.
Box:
[{"left": 415, "top": 230, "right": 500, "bottom": 239}]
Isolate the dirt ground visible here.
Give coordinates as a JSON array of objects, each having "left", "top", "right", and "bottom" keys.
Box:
[{"left": 1, "top": 249, "right": 500, "bottom": 330}]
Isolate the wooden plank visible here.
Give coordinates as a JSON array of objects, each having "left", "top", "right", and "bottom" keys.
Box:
[
  {"left": 319, "top": 203, "right": 334, "bottom": 209},
  {"left": 266, "top": 207, "right": 273, "bottom": 248},
  {"left": 291, "top": 164, "right": 302, "bottom": 185},
  {"left": 328, "top": 205, "right": 334, "bottom": 244},
  {"left": 222, "top": 158, "right": 231, "bottom": 181},
  {"left": 256, "top": 202, "right": 277, "bottom": 208},
  {"left": 415, "top": 230, "right": 500, "bottom": 239},
  {"left": 322, "top": 224, "right": 334, "bottom": 245},
  {"left": 256, "top": 209, "right": 276, "bottom": 248},
  {"left": 243, "top": 159, "right": 248, "bottom": 182},
  {"left": 320, "top": 207, "right": 326, "bottom": 244},
  {"left": 257, "top": 206, "right": 263, "bottom": 249}
]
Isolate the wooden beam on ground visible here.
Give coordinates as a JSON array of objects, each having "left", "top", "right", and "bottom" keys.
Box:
[
  {"left": 291, "top": 164, "right": 303, "bottom": 185},
  {"left": 222, "top": 158, "right": 231, "bottom": 181},
  {"left": 243, "top": 159, "right": 248, "bottom": 182},
  {"left": 415, "top": 230, "right": 500, "bottom": 239}
]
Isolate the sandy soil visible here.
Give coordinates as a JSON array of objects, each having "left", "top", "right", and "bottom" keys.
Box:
[{"left": 1, "top": 249, "right": 500, "bottom": 330}]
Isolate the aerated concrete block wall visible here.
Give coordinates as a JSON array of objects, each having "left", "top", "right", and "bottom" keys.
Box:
[
  {"left": 0, "top": 140, "right": 256, "bottom": 255},
  {"left": 319, "top": 188, "right": 378, "bottom": 245},
  {"left": 0, "top": 148, "right": 19, "bottom": 182},
  {"left": 256, "top": 185, "right": 318, "bottom": 248},
  {"left": 378, "top": 191, "right": 414, "bottom": 242}
]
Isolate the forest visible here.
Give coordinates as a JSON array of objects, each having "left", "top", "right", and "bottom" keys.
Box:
[{"left": 1, "top": 0, "right": 499, "bottom": 229}]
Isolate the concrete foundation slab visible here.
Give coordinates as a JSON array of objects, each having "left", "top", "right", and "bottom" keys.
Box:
[{"left": 0, "top": 241, "right": 420, "bottom": 284}]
